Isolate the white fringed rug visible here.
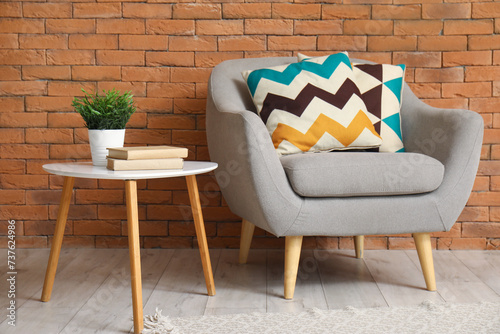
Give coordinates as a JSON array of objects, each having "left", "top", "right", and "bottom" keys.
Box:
[{"left": 143, "top": 301, "right": 500, "bottom": 334}]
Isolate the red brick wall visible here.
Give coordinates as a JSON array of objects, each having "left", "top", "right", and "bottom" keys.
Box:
[{"left": 0, "top": 0, "right": 499, "bottom": 250}]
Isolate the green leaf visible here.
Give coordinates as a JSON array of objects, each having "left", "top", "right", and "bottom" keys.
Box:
[{"left": 72, "top": 88, "right": 136, "bottom": 129}]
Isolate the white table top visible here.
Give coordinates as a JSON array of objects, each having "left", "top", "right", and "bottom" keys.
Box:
[{"left": 43, "top": 161, "right": 218, "bottom": 180}]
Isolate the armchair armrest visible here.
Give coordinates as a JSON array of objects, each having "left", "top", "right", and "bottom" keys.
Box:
[
  {"left": 206, "top": 95, "right": 301, "bottom": 236},
  {"left": 401, "top": 86, "right": 484, "bottom": 228}
]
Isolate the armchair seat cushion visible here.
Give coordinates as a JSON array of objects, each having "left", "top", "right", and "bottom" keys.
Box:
[{"left": 280, "top": 152, "right": 444, "bottom": 197}]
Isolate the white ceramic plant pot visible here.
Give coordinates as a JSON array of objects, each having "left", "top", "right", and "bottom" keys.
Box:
[{"left": 88, "top": 129, "right": 125, "bottom": 166}]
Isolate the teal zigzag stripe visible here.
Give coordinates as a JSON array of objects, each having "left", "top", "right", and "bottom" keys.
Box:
[
  {"left": 246, "top": 53, "right": 352, "bottom": 96},
  {"left": 384, "top": 77, "right": 403, "bottom": 103},
  {"left": 382, "top": 112, "right": 403, "bottom": 141},
  {"left": 383, "top": 64, "right": 406, "bottom": 103}
]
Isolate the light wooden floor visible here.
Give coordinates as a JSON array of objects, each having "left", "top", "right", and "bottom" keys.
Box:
[{"left": 1, "top": 248, "right": 499, "bottom": 333}]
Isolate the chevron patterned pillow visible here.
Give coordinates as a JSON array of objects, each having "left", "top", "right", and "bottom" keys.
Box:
[
  {"left": 298, "top": 54, "right": 406, "bottom": 153},
  {"left": 352, "top": 63, "right": 406, "bottom": 153},
  {"left": 242, "top": 52, "right": 382, "bottom": 156}
]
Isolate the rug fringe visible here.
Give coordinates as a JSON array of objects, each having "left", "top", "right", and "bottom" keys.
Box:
[
  {"left": 142, "top": 301, "right": 500, "bottom": 334},
  {"left": 143, "top": 308, "right": 176, "bottom": 334}
]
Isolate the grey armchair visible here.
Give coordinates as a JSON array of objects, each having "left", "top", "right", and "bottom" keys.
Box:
[{"left": 206, "top": 57, "right": 483, "bottom": 299}]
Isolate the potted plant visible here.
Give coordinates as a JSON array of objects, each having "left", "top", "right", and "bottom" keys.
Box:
[{"left": 72, "top": 88, "right": 136, "bottom": 166}]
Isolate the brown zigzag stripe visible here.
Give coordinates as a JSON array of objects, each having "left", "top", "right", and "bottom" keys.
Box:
[
  {"left": 260, "top": 79, "right": 362, "bottom": 124},
  {"left": 271, "top": 110, "right": 381, "bottom": 151},
  {"left": 355, "top": 64, "right": 383, "bottom": 81},
  {"left": 361, "top": 84, "right": 383, "bottom": 134}
]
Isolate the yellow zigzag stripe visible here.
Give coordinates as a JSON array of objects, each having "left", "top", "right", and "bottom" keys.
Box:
[{"left": 272, "top": 110, "right": 381, "bottom": 151}]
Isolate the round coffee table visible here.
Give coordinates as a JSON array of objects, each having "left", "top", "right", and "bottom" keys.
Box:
[{"left": 41, "top": 161, "right": 218, "bottom": 334}]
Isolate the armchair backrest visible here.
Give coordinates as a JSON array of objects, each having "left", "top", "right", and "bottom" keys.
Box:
[{"left": 209, "top": 57, "right": 295, "bottom": 115}]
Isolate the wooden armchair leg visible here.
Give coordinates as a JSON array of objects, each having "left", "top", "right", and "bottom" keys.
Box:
[
  {"left": 239, "top": 219, "right": 255, "bottom": 264},
  {"left": 354, "top": 235, "right": 364, "bottom": 259},
  {"left": 413, "top": 232, "right": 437, "bottom": 291},
  {"left": 284, "top": 236, "right": 303, "bottom": 300}
]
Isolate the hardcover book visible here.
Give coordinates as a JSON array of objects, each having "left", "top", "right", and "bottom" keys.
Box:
[
  {"left": 107, "top": 146, "right": 189, "bottom": 160},
  {"left": 106, "top": 157, "right": 184, "bottom": 171}
]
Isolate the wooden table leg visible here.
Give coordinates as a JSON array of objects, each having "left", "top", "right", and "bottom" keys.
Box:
[
  {"left": 125, "top": 180, "right": 143, "bottom": 334},
  {"left": 186, "top": 175, "right": 216, "bottom": 296},
  {"left": 41, "top": 176, "right": 75, "bottom": 302}
]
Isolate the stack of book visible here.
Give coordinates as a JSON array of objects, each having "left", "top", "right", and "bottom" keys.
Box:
[{"left": 106, "top": 145, "right": 189, "bottom": 171}]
